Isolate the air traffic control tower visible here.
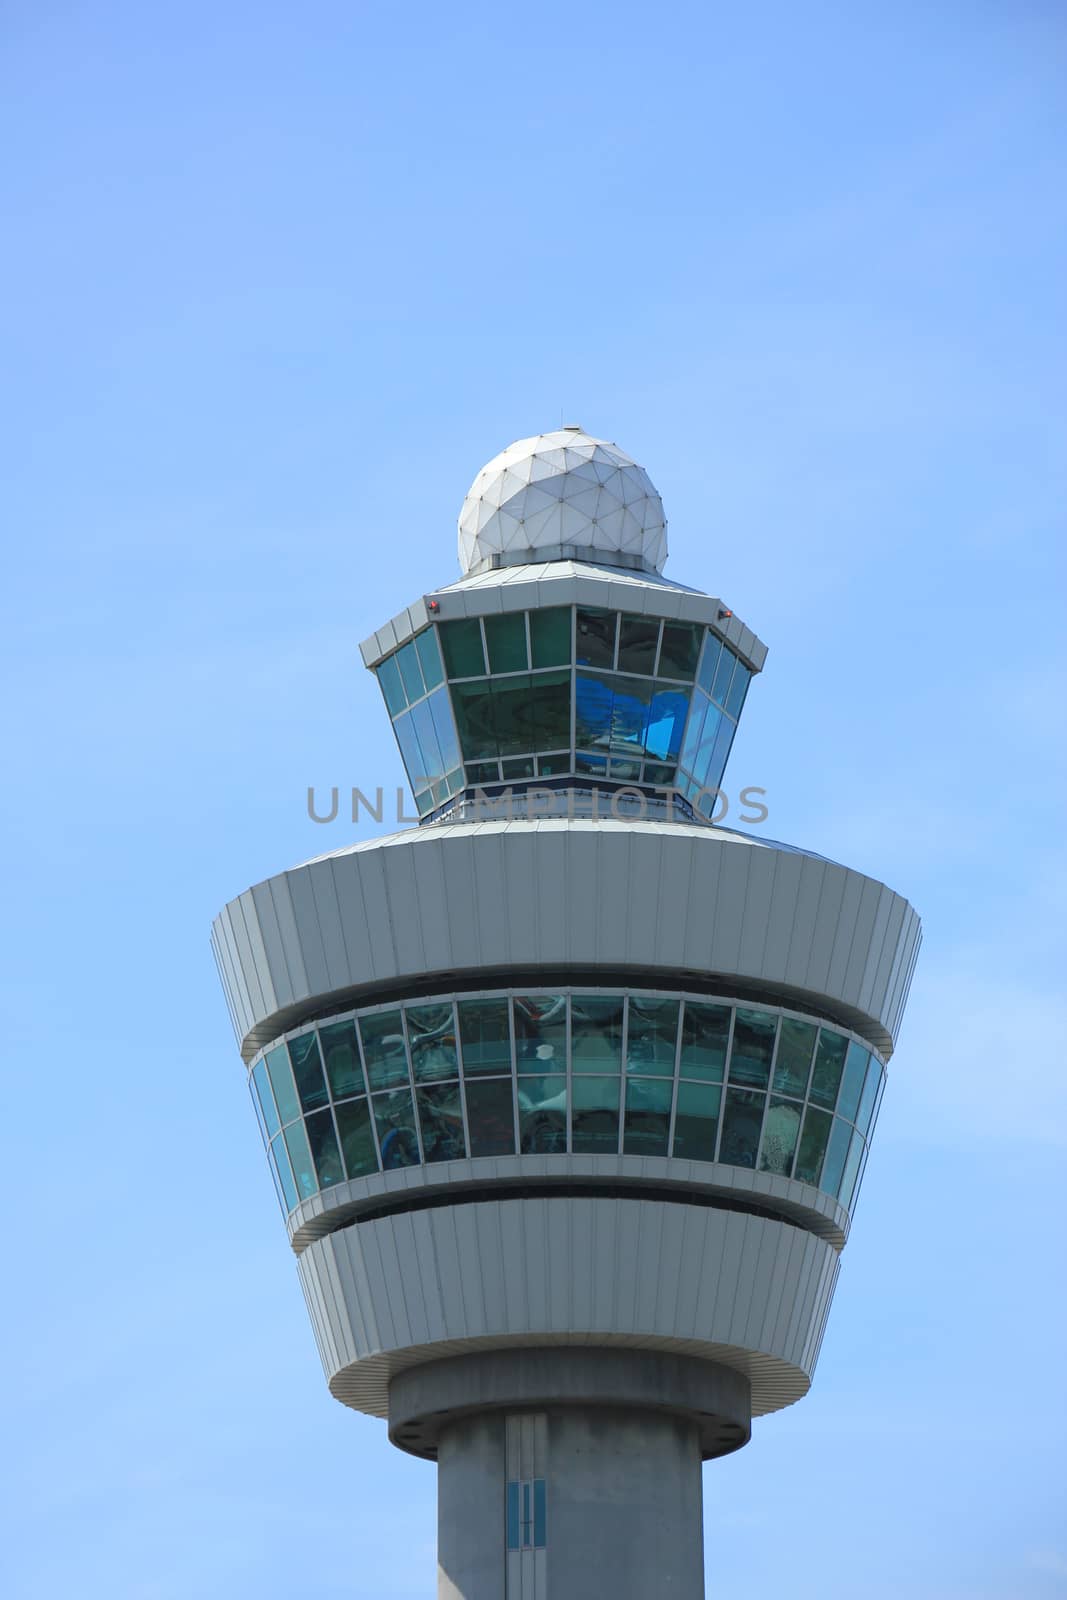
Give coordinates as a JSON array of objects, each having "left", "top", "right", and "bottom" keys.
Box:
[{"left": 212, "top": 430, "right": 920, "bottom": 1600}]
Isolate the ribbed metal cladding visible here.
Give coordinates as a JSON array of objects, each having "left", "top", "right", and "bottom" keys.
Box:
[
  {"left": 212, "top": 820, "right": 922, "bottom": 1062},
  {"left": 295, "top": 1197, "right": 839, "bottom": 1420}
]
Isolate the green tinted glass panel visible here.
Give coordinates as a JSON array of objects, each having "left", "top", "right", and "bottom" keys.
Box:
[
  {"left": 626, "top": 997, "right": 678, "bottom": 1076},
  {"left": 414, "top": 628, "right": 444, "bottom": 692},
  {"left": 502, "top": 756, "right": 535, "bottom": 778},
  {"left": 305, "top": 1108, "right": 344, "bottom": 1188},
  {"left": 539, "top": 753, "right": 571, "bottom": 776},
  {"left": 821, "top": 1116, "right": 853, "bottom": 1198},
  {"left": 856, "top": 1058, "right": 881, "bottom": 1137},
  {"left": 571, "top": 1076, "right": 620, "bottom": 1153},
  {"left": 840, "top": 1131, "right": 865, "bottom": 1209},
  {"left": 485, "top": 612, "right": 528, "bottom": 673},
  {"left": 283, "top": 1120, "right": 316, "bottom": 1200},
  {"left": 517, "top": 1074, "right": 567, "bottom": 1153},
  {"left": 426, "top": 687, "right": 461, "bottom": 774},
  {"left": 794, "top": 1106, "right": 832, "bottom": 1186},
  {"left": 253, "top": 1059, "right": 280, "bottom": 1139},
  {"left": 772, "top": 1018, "right": 817, "bottom": 1098},
  {"left": 266, "top": 1045, "right": 300, "bottom": 1126},
  {"left": 467, "top": 760, "right": 499, "bottom": 784},
  {"left": 377, "top": 654, "right": 406, "bottom": 715},
  {"left": 576, "top": 607, "right": 616, "bottom": 667},
  {"left": 531, "top": 669, "right": 572, "bottom": 748},
  {"left": 644, "top": 761, "right": 675, "bottom": 785},
  {"left": 571, "top": 996, "right": 624, "bottom": 1073},
  {"left": 396, "top": 640, "right": 424, "bottom": 703},
  {"left": 335, "top": 1097, "right": 377, "bottom": 1178},
  {"left": 623, "top": 1077, "right": 673, "bottom": 1155},
  {"left": 441, "top": 618, "right": 486, "bottom": 678},
  {"left": 405, "top": 1003, "right": 459, "bottom": 1082},
  {"left": 729, "top": 1009, "right": 777, "bottom": 1089},
  {"left": 270, "top": 1134, "right": 298, "bottom": 1211},
  {"left": 319, "top": 1019, "right": 364, "bottom": 1100},
  {"left": 358, "top": 1011, "right": 409, "bottom": 1090},
  {"left": 514, "top": 995, "right": 567, "bottom": 1073},
  {"left": 530, "top": 606, "right": 571, "bottom": 668},
  {"left": 759, "top": 1097, "right": 803, "bottom": 1176},
  {"left": 618, "top": 615, "right": 659, "bottom": 675},
  {"left": 672, "top": 1081, "right": 721, "bottom": 1161},
  {"left": 658, "top": 621, "right": 702, "bottom": 680},
  {"left": 837, "top": 1041, "right": 870, "bottom": 1123},
  {"left": 373, "top": 1089, "right": 420, "bottom": 1169},
  {"left": 810, "top": 1029, "right": 849, "bottom": 1110},
  {"left": 719, "top": 1088, "right": 766, "bottom": 1168},
  {"left": 492, "top": 673, "right": 536, "bottom": 757},
  {"left": 452, "top": 681, "right": 496, "bottom": 759},
  {"left": 679, "top": 1002, "right": 730, "bottom": 1080},
  {"left": 465, "top": 1077, "right": 515, "bottom": 1156},
  {"left": 458, "top": 999, "right": 511, "bottom": 1076},
  {"left": 416, "top": 1082, "right": 466, "bottom": 1163},
  {"left": 288, "top": 1031, "right": 329, "bottom": 1112}
]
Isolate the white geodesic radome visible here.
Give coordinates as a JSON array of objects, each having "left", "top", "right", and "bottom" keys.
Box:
[{"left": 457, "top": 429, "right": 668, "bottom": 575}]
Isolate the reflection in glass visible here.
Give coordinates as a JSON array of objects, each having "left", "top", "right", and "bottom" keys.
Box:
[
  {"left": 305, "top": 1108, "right": 344, "bottom": 1188},
  {"left": 410, "top": 696, "right": 444, "bottom": 784},
  {"left": 772, "top": 1018, "right": 817, "bottom": 1099},
  {"left": 530, "top": 670, "right": 572, "bottom": 749},
  {"left": 810, "top": 1029, "right": 848, "bottom": 1110},
  {"left": 451, "top": 680, "right": 496, "bottom": 760},
  {"left": 719, "top": 1088, "right": 766, "bottom": 1168},
  {"left": 283, "top": 1119, "right": 317, "bottom": 1199},
  {"left": 416, "top": 1082, "right": 466, "bottom": 1163},
  {"left": 658, "top": 622, "right": 702, "bottom": 680},
  {"left": 725, "top": 662, "right": 750, "bottom": 721},
  {"left": 627, "top": 998, "right": 678, "bottom": 1076},
  {"left": 623, "top": 1077, "right": 673, "bottom": 1156},
  {"left": 618, "top": 615, "right": 660, "bottom": 674},
  {"left": 359, "top": 1011, "right": 409, "bottom": 1090},
  {"left": 679, "top": 1002, "right": 730, "bottom": 1080},
  {"left": 794, "top": 1106, "right": 832, "bottom": 1186},
  {"left": 696, "top": 634, "right": 722, "bottom": 696},
  {"left": 575, "top": 607, "right": 616, "bottom": 668},
  {"left": 840, "top": 1131, "right": 864, "bottom": 1209},
  {"left": 485, "top": 612, "right": 528, "bottom": 674},
  {"left": 514, "top": 995, "right": 567, "bottom": 1073},
  {"left": 414, "top": 627, "right": 444, "bottom": 692},
  {"left": 759, "top": 1097, "right": 802, "bottom": 1175},
  {"left": 729, "top": 1009, "right": 777, "bottom": 1089},
  {"left": 646, "top": 686, "right": 690, "bottom": 762},
  {"left": 518, "top": 1074, "right": 567, "bottom": 1152},
  {"left": 396, "top": 640, "right": 424, "bottom": 704},
  {"left": 458, "top": 999, "right": 511, "bottom": 1075},
  {"left": 441, "top": 618, "right": 486, "bottom": 679},
  {"left": 821, "top": 1116, "right": 853, "bottom": 1198},
  {"left": 672, "top": 1081, "right": 721, "bottom": 1160},
  {"left": 266, "top": 1045, "right": 300, "bottom": 1126},
  {"left": 373, "top": 1089, "right": 420, "bottom": 1168},
  {"left": 492, "top": 674, "right": 536, "bottom": 758},
  {"left": 856, "top": 1058, "right": 881, "bottom": 1138},
  {"left": 677, "top": 691, "right": 709, "bottom": 775},
  {"left": 406, "top": 1004, "right": 459, "bottom": 1082},
  {"left": 465, "top": 1078, "right": 516, "bottom": 1157},
  {"left": 530, "top": 606, "right": 571, "bottom": 668},
  {"left": 377, "top": 655, "right": 406, "bottom": 716},
  {"left": 837, "top": 1041, "right": 870, "bottom": 1123},
  {"left": 427, "top": 687, "right": 461, "bottom": 774},
  {"left": 271, "top": 1134, "right": 298, "bottom": 1210},
  {"left": 711, "top": 647, "right": 735, "bottom": 708},
  {"left": 253, "top": 1059, "right": 280, "bottom": 1139},
  {"left": 319, "top": 1020, "right": 364, "bottom": 1100},
  {"left": 335, "top": 1098, "right": 377, "bottom": 1179},
  {"left": 571, "top": 996, "right": 624, "bottom": 1073},
  {"left": 571, "top": 1076, "right": 620, "bottom": 1154},
  {"left": 289, "top": 1031, "right": 329, "bottom": 1112}
]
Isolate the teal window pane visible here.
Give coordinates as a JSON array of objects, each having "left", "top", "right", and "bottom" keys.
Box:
[
  {"left": 266, "top": 1045, "right": 301, "bottom": 1126},
  {"left": 677, "top": 692, "right": 709, "bottom": 774},
  {"left": 405, "top": 1003, "right": 459, "bottom": 1082},
  {"left": 840, "top": 1131, "right": 865, "bottom": 1209},
  {"left": 451, "top": 679, "right": 496, "bottom": 760},
  {"left": 696, "top": 633, "right": 722, "bottom": 695},
  {"left": 576, "top": 607, "right": 616, "bottom": 668},
  {"left": 466, "top": 759, "right": 499, "bottom": 784},
  {"left": 758, "top": 1097, "right": 803, "bottom": 1176},
  {"left": 530, "top": 606, "right": 571, "bottom": 668},
  {"left": 810, "top": 1029, "right": 849, "bottom": 1110},
  {"left": 305, "top": 1108, "right": 344, "bottom": 1188},
  {"left": 376, "top": 654, "right": 406, "bottom": 715},
  {"left": 507, "top": 1482, "right": 520, "bottom": 1550},
  {"left": 358, "top": 1011, "right": 409, "bottom": 1090},
  {"left": 428, "top": 687, "right": 461, "bottom": 774},
  {"left": 691, "top": 704, "right": 723, "bottom": 788},
  {"left": 706, "top": 714, "right": 736, "bottom": 788},
  {"left": 270, "top": 1134, "right": 298, "bottom": 1211},
  {"left": 794, "top": 1106, "right": 832, "bottom": 1186},
  {"left": 539, "top": 753, "right": 572, "bottom": 776},
  {"left": 672, "top": 1081, "right": 721, "bottom": 1160},
  {"left": 441, "top": 618, "right": 486, "bottom": 678},
  {"left": 626, "top": 997, "right": 678, "bottom": 1076},
  {"left": 464, "top": 1077, "right": 515, "bottom": 1156},
  {"left": 485, "top": 611, "right": 528, "bottom": 673},
  {"left": 410, "top": 696, "right": 445, "bottom": 785},
  {"left": 571, "top": 995, "right": 624, "bottom": 1073},
  {"left": 571, "top": 1076, "right": 620, "bottom": 1154},
  {"left": 458, "top": 998, "right": 512, "bottom": 1076},
  {"left": 719, "top": 1088, "right": 766, "bottom": 1168},
  {"left": 335, "top": 1097, "right": 378, "bottom": 1178},
  {"left": 283, "top": 1120, "right": 317, "bottom": 1200},
  {"left": 416, "top": 1082, "right": 466, "bottom": 1163},
  {"left": 837, "top": 1041, "right": 870, "bottom": 1123},
  {"left": 394, "top": 709, "right": 430, "bottom": 793},
  {"left": 772, "top": 1018, "right": 817, "bottom": 1098},
  {"left": 856, "top": 1058, "right": 882, "bottom": 1138},
  {"left": 618, "top": 614, "right": 660, "bottom": 674},
  {"left": 658, "top": 621, "right": 702, "bottom": 680},
  {"left": 502, "top": 756, "right": 535, "bottom": 778},
  {"left": 530, "top": 669, "right": 572, "bottom": 749},
  {"left": 514, "top": 994, "right": 567, "bottom": 1073},
  {"left": 623, "top": 1077, "right": 673, "bottom": 1156},
  {"left": 646, "top": 686, "right": 690, "bottom": 762},
  {"left": 414, "top": 627, "right": 444, "bottom": 692},
  {"left": 491, "top": 673, "right": 535, "bottom": 757},
  {"left": 253, "top": 1059, "right": 280, "bottom": 1139},
  {"left": 533, "top": 1479, "right": 546, "bottom": 1548},
  {"left": 821, "top": 1116, "right": 853, "bottom": 1198},
  {"left": 396, "top": 639, "right": 424, "bottom": 703},
  {"left": 725, "top": 662, "right": 750, "bottom": 720},
  {"left": 288, "top": 1031, "right": 329, "bottom": 1112},
  {"left": 728, "top": 1009, "right": 777, "bottom": 1090},
  {"left": 711, "top": 647, "right": 736, "bottom": 708},
  {"left": 517, "top": 1073, "right": 567, "bottom": 1153},
  {"left": 373, "top": 1089, "right": 420, "bottom": 1168},
  {"left": 679, "top": 1002, "right": 730, "bottom": 1081},
  {"left": 319, "top": 1020, "right": 364, "bottom": 1101}
]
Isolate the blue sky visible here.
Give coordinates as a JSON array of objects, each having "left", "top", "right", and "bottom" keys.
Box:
[{"left": 1, "top": 2, "right": 1065, "bottom": 1595}]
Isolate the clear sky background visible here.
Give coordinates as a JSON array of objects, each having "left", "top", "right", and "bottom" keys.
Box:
[{"left": 1, "top": 3, "right": 1065, "bottom": 1596}]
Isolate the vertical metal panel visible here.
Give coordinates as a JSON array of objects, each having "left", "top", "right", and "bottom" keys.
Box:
[
  {"left": 286, "top": 863, "right": 330, "bottom": 999},
  {"left": 737, "top": 844, "right": 777, "bottom": 976},
  {"left": 824, "top": 867, "right": 864, "bottom": 999},
  {"left": 802, "top": 865, "right": 846, "bottom": 995},
  {"left": 307, "top": 859, "right": 351, "bottom": 992},
  {"left": 269, "top": 873, "right": 311, "bottom": 1000},
  {"left": 707, "top": 843, "right": 750, "bottom": 976},
  {"left": 781, "top": 857, "right": 826, "bottom": 990}
]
